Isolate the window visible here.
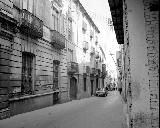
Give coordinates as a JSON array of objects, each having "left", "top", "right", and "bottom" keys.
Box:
[
  {"left": 96, "top": 62, "right": 98, "bottom": 69},
  {"left": 84, "top": 78, "right": 86, "bottom": 91},
  {"left": 68, "top": 49, "right": 73, "bottom": 62},
  {"left": 21, "top": 52, "right": 35, "bottom": 94},
  {"left": 53, "top": 13, "right": 59, "bottom": 31},
  {"left": 68, "top": 19, "right": 72, "bottom": 41},
  {"left": 53, "top": 60, "right": 60, "bottom": 90}
]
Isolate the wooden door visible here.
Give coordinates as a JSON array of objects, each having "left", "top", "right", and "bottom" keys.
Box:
[{"left": 70, "top": 77, "right": 77, "bottom": 100}]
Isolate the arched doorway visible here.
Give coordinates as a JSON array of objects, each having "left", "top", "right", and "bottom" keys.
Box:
[{"left": 70, "top": 77, "right": 77, "bottom": 100}]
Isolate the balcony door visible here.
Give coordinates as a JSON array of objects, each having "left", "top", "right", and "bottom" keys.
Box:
[{"left": 91, "top": 80, "right": 94, "bottom": 96}]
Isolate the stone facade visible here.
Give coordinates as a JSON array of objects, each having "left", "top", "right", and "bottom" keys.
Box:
[
  {"left": 67, "top": 0, "right": 106, "bottom": 100},
  {"left": 0, "top": 0, "right": 69, "bottom": 119},
  {"left": 0, "top": 0, "right": 106, "bottom": 119}
]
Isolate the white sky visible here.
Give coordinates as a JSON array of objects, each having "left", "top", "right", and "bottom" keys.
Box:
[{"left": 80, "top": 0, "right": 120, "bottom": 78}]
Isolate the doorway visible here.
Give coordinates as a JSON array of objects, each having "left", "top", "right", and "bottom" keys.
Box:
[
  {"left": 96, "top": 77, "right": 98, "bottom": 90},
  {"left": 70, "top": 77, "right": 77, "bottom": 100},
  {"left": 91, "top": 80, "right": 94, "bottom": 96}
]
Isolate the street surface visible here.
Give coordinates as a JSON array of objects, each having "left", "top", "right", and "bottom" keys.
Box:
[{"left": 0, "top": 91, "right": 126, "bottom": 128}]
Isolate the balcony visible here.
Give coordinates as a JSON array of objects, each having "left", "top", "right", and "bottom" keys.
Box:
[
  {"left": 90, "top": 30, "right": 94, "bottom": 38},
  {"left": 68, "top": 62, "right": 79, "bottom": 74},
  {"left": 90, "top": 46, "right": 95, "bottom": 55},
  {"left": 83, "top": 41, "right": 89, "bottom": 52},
  {"left": 86, "top": 66, "right": 90, "bottom": 75},
  {"left": 51, "top": 30, "right": 65, "bottom": 49},
  {"left": 90, "top": 68, "right": 95, "bottom": 75},
  {"left": 95, "top": 51, "right": 99, "bottom": 59},
  {"left": 95, "top": 68, "right": 101, "bottom": 76},
  {"left": 95, "top": 36, "right": 98, "bottom": 45},
  {"left": 19, "top": 9, "right": 43, "bottom": 38},
  {"left": 82, "top": 21, "right": 87, "bottom": 31},
  {"left": 102, "top": 64, "right": 106, "bottom": 78}
]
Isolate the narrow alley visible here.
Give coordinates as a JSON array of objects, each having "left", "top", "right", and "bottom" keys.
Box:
[{"left": 0, "top": 91, "right": 126, "bottom": 128}]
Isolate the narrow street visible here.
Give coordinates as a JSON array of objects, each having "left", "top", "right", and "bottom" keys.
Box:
[{"left": 0, "top": 91, "right": 126, "bottom": 128}]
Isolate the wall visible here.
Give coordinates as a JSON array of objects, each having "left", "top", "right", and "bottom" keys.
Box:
[
  {"left": 122, "top": 0, "right": 159, "bottom": 127},
  {"left": 143, "top": 0, "right": 159, "bottom": 127}
]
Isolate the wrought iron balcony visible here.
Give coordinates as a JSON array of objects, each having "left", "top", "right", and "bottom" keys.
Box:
[
  {"left": 90, "top": 46, "right": 95, "bottom": 55},
  {"left": 102, "top": 64, "right": 107, "bottom": 78},
  {"left": 95, "top": 36, "right": 98, "bottom": 45},
  {"left": 90, "top": 68, "right": 95, "bottom": 75},
  {"left": 19, "top": 9, "right": 43, "bottom": 38},
  {"left": 0, "top": 1, "right": 13, "bottom": 17},
  {"left": 95, "top": 68, "right": 101, "bottom": 76},
  {"left": 95, "top": 51, "right": 100, "bottom": 59},
  {"left": 83, "top": 41, "right": 89, "bottom": 51},
  {"left": 86, "top": 66, "right": 90, "bottom": 75},
  {"left": 90, "top": 30, "right": 94, "bottom": 38},
  {"left": 82, "top": 21, "right": 87, "bottom": 31},
  {"left": 51, "top": 30, "right": 65, "bottom": 49},
  {"left": 68, "top": 62, "right": 79, "bottom": 74}
]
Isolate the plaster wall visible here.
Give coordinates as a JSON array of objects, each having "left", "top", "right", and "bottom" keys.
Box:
[{"left": 124, "top": 0, "right": 159, "bottom": 127}]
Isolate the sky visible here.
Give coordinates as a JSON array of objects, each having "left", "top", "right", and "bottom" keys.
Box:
[{"left": 80, "top": 0, "right": 120, "bottom": 78}]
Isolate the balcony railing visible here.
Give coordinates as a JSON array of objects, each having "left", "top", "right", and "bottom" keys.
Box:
[
  {"left": 95, "top": 68, "right": 101, "bottom": 76},
  {"left": 83, "top": 41, "right": 89, "bottom": 51},
  {"left": 90, "top": 68, "right": 95, "bottom": 75},
  {"left": 19, "top": 9, "right": 43, "bottom": 38},
  {"left": 90, "top": 46, "right": 95, "bottom": 55},
  {"left": 86, "top": 66, "right": 90, "bottom": 75},
  {"left": 82, "top": 21, "right": 87, "bottom": 31},
  {"left": 102, "top": 64, "right": 106, "bottom": 78},
  {"left": 68, "top": 62, "right": 79, "bottom": 74},
  {"left": 95, "top": 36, "right": 98, "bottom": 45},
  {"left": 95, "top": 51, "right": 99, "bottom": 59},
  {"left": 51, "top": 30, "right": 65, "bottom": 49},
  {"left": 90, "top": 30, "right": 94, "bottom": 38}
]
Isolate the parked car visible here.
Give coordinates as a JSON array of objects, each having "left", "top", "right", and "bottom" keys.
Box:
[{"left": 95, "top": 88, "right": 108, "bottom": 97}]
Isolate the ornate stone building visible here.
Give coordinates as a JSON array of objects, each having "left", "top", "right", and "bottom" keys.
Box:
[{"left": 0, "top": 0, "right": 106, "bottom": 119}]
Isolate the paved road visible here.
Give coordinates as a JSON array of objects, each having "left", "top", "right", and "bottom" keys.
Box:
[{"left": 0, "top": 91, "right": 126, "bottom": 128}]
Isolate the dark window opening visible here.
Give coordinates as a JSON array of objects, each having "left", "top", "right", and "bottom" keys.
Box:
[
  {"left": 53, "top": 60, "right": 60, "bottom": 90},
  {"left": 84, "top": 78, "right": 86, "bottom": 91}
]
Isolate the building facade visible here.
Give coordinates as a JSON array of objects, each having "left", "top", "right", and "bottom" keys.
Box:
[
  {"left": 0, "top": 0, "right": 69, "bottom": 119},
  {"left": 0, "top": 0, "right": 106, "bottom": 119},
  {"left": 108, "top": 0, "right": 159, "bottom": 128},
  {"left": 66, "top": 0, "right": 106, "bottom": 100}
]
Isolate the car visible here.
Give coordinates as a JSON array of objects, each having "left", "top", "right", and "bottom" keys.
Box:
[{"left": 95, "top": 88, "right": 108, "bottom": 97}]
